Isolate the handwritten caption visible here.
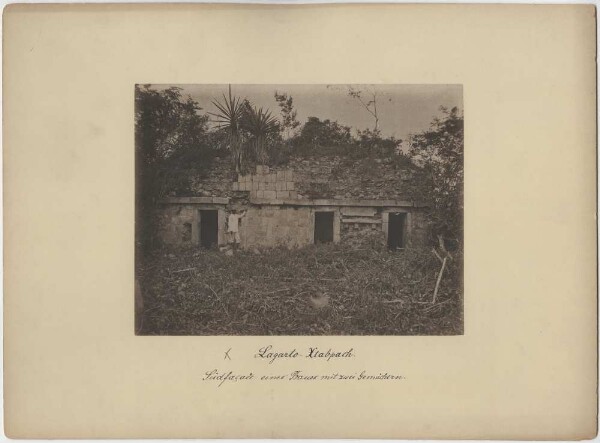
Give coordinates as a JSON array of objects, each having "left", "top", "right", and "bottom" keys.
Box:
[
  {"left": 255, "top": 345, "right": 356, "bottom": 363},
  {"left": 203, "top": 369, "right": 405, "bottom": 387},
  {"left": 202, "top": 345, "right": 405, "bottom": 387}
]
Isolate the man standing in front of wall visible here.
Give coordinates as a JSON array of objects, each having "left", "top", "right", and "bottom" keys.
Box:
[{"left": 227, "top": 210, "right": 246, "bottom": 249}]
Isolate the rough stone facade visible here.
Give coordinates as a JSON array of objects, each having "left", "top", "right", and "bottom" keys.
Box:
[
  {"left": 240, "top": 206, "right": 313, "bottom": 249},
  {"left": 285, "top": 156, "right": 423, "bottom": 201},
  {"left": 157, "top": 157, "right": 431, "bottom": 250},
  {"left": 156, "top": 198, "right": 227, "bottom": 247}
]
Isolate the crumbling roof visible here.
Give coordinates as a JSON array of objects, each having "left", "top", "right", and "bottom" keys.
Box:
[{"left": 184, "top": 154, "right": 429, "bottom": 204}]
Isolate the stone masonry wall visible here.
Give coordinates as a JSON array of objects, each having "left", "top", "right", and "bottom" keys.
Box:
[
  {"left": 232, "top": 165, "right": 299, "bottom": 200},
  {"left": 187, "top": 155, "right": 426, "bottom": 203},
  {"left": 285, "top": 156, "right": 423, "bottom": 201},
  {"left": 341, "top": 222, "right": 386, "bottom": 248},
  {"left": 409, "top": 211, "right": 430, "bottom": 246},
  {"left": 190, "top": 156, "right": 236, "bottom": 198},
  {"left": 157, "top": 155, "right": 431, "bottom": 249},
  {"left": 156, "top": 205, "right": 196, "bottom": 246},
  {"left": 156, "top": 202, "right": 430, "bottom": 249},
  {"left": 239, "top": 206, "right": 313, "bottom": 249}
]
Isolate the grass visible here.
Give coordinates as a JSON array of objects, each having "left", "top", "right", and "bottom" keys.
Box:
[{"left": 136, "top": 239, "right": 463, "bottom": 336}]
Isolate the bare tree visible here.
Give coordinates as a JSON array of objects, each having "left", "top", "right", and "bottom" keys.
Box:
[{"left": 346, "top": 85, "right": 379, "bottom": 132}]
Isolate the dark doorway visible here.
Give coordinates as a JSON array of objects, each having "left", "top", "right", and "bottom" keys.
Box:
[
  {"left": 199, "top": 210, "right": 218, "bottom": 249},
  {"left": 387, "top": 213, "right": 407, "bottom": 250},
  {"left": 314, "top": 212, "right": 334, "bottom": 244}
]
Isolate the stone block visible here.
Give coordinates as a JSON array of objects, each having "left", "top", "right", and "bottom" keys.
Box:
[
  {"left": 259, "top": 182, "right": 265, "bottom": 190},
  {"left": 249, "top": 190, "right": 257, "bottom": 198},
  {"left": 277, "top": 171, "right": 285, "bottom": 181},
  {"left": 277, "top": 190, "right": 290, "bottom": 199},
  {"left": 286, "top": 182, "right": 295, "bottom": 191},
  {"left": 256, "top": 165, "right": 263, "bottom": 174},
  {"left": 263, "top": 165, "right": 270, "bottom": 174},
  {"left": 341, "top": 207, "right": 376, "bottom": 217},
  {"left": 265, "top": 182, "right": 275, "bottom": 191},
  {"left": 285, "top": 170, "right": 293, "bottom": 181},
  {"left": 341, "top": 217, "right": 380, "bottom": 224},
  {"left": 264, "top": 190, "right": 276, "bottom": 199},
  {"left": 237, "top": 174, "right": 243, "bottom": 182},
  {"left": 232, "top": 182, "right": 239, "bottom": 191},
  {"left": 276, "top": 182, "right": 284, "bottom": 191},
  {"left": 257, "top": 190, "right": 264, "bottom": 198},
  {"left": 289, "top": 191, "right": 298, "bottom": 199}
]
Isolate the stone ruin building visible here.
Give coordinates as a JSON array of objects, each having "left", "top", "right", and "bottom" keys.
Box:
[{"left": 156, "top": 155, "right": 430, "bottom": 251}]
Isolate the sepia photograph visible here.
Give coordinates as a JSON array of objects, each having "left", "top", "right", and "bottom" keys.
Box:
[{"left": 135, "top": 84, "right": 464, "bottom": 336}]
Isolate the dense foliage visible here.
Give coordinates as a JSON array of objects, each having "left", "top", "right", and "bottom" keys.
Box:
[
  {"left": 409, "top": 106, "right": 464, "bottom": 250},
  {"left": 135, "top": 85, "right": 216, "bottom": 251}
]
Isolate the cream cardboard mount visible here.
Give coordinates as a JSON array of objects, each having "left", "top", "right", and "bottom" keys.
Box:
[{"left": 3, "top": 4, "right": 597, "bottom": 439}]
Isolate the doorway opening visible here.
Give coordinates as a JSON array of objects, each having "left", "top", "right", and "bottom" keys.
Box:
[
  {"left": 314, "top": 212, "right": 334, "bottom": 244},
  {"left": 387, "top": 212, "right": 407, "bottom": 250},
  {"left": 199, "top": 210, "right": 218, "bottom": 249}
]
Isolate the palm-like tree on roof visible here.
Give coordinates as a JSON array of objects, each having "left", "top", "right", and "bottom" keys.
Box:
[
  {"left": 241, "top": 104, "right": 279, "bottom": 164},
  {"left": 209, "top": 85, "right": 246, "bottom": 172}
]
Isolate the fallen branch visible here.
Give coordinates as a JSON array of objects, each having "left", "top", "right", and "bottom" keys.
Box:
[
  {"left": 437, "top": 235, "right": 453, "bottom": 260},
  {"left": 424, "top": 298, "right": 452, "bottom": 312},
  {"left": 432, "top": 235, "right": 453, "bottom": 304},
  {"left": 432, "top": 257, "right": 447, "bottom": 304}
]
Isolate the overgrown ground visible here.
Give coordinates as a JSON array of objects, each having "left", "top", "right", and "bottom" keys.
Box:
[{"left": 136, "top": 240, "right": 463, "bottom": 335}]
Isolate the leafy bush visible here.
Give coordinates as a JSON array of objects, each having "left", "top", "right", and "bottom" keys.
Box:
[
  {"left": 135, "top": 85, "right": 214, "bottom": 251},
  {"left": 408, "top": 106, "right": 464, "bottom": 250},
  {"left": 291, "top": 117, "right": 353, "bottom": 154}
]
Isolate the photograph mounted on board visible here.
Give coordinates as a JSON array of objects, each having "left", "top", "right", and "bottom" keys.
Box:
[{"left": 135, "top": 84, "right": 464, "bottom": 336}]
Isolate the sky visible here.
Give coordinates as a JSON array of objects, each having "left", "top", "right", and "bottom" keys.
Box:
[{"left": 156, "top": 84, "right": 462, "bottom": 144}]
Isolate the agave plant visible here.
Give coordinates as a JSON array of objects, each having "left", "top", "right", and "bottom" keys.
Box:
[
  {"left": 209, "top": 85, "right": 246, "bottom": 172},
  {"left": 242, "top": 104, "right": 279, "bottom": 164}
]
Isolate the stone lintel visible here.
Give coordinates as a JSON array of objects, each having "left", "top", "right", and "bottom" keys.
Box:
[
  {"left": 250, "top": 197, "right": 416, "bottom": 207},
  {"left": 161, "top": 196, "right": 426, "bottom": 208},
  {"left": 161, "top": 196, "right": 230, "bottom": 205},
  {"left": 341, "top": 217, "right": 381, "bottom": 224}
]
